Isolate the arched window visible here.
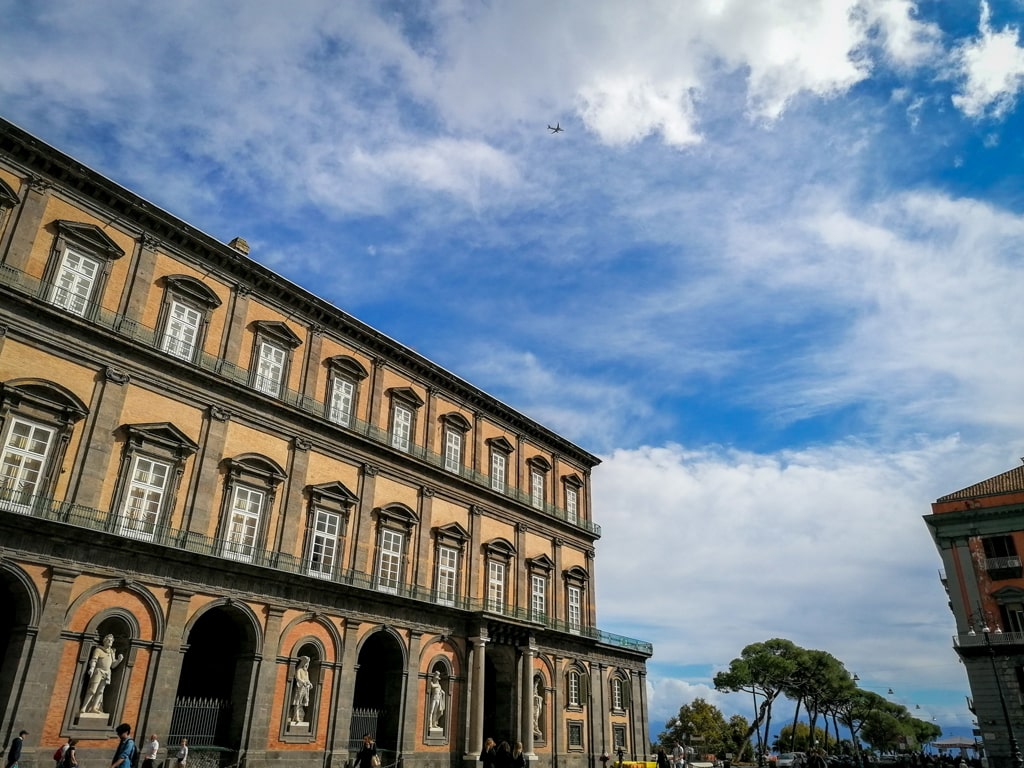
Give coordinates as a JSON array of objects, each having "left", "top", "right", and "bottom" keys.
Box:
[{"left": 217, "top": 454, "right": 286, "bottom": 562}]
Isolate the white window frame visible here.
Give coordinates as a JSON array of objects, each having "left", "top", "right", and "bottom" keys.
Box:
[
  {"left": 491, "top": 450, "right": 506, "bottom": 493},
  {"left": 377, "top": 528, "right": 404, "bottom": 593},
  {"left": 487, "top": 560, "right": 506, "bottom": 614},
  {"left": 308, "top": 507, "right": 341, "bottom": 579},
  {"left": 119, "top": 455, "right": 171, "bottom": 541},
  {"left": 568, "top": 670, "right": 581, "bottom": 707},
  {"left": 436, "top": 545, "right": 458, "bottom": 606},
  {"left": 612, "top": 677, "right": 624, "bottom": 710},
  {"left": 49, "top": 247, "right": 100, "bottom": 317},
  {"left": 566, "top": 486, "right": 578, "bottom": 524},
  {"left": 568, "top": 585, "right": 582, "bottom": 634},
  {"left": 531, "top": 468, "right": 545, "bottom": 509},
  {"left": 391, "top": 403, "right": 412, "bottom": 451},
  {"left": 444, "top": 427, "right": 462, "bottom": 473},
  {"left": 531, "top": 573, "right": 547, "bottom": 621},
  {"left": 328, "top": 375, "right": 355, "bottom": 427},
  {"left": 0, "top": 417, "right": 55, "bottom": 513},
  {"left": 254, "top": 341, "right": 286, "bottom": 396},
  {"left": 161, "top": 300, "right": 202, "bottom": 361},
  {"left": 223, "top": 485, "right": 264, "bottom": 562}
]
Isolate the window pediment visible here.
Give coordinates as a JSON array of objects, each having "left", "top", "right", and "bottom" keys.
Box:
[
  {"left": 325, "top": 355, "right": 369, "bottom": 381},
  {"left": 562, "top": 473, "right": 584, "bottom": 488},
  {"left": 1, "top": 379, "right": 88, "bottom": 423},
  {"left": 162, "top": 275, "right": 223, "bottom": 309},
  {"left": 434, "top": 522, "right": 470, "bottom": 547},
  {"left": 527, "top": 455, "right": 552, "bottom": 472},
  {"left": 252, "top": 320, "right": 303, "bottom": 349},
  {"left": 486, "top": 436, "right": 515, "bottom": 454},
  {"left": 563, "top": 566, "right": 589, "bottom": 585},
  {"left": 224, "top": 453, "right": 287, "bottom": 486},
  {"left": 992, "top": 586, "right": 1024, "bottom": 604},
  {"left": 307, "top": 480, "right": 358, "bottom": 508},
  {"left": 120, "top": 422, "right": 199, "bottom": 458},
  {"left": 377, "top": 503, "right": 418, "bottom": 529},
  {"left": 484, "top": 538, "right": 516, "bottom": 560},
  {"left": 441, "top": 412, "right": 472, "bottom": 432},
  {"left": 54, "top": 220, "right": 125, "bottom": 260},
  {"left": 0, "top": 178, "right": 18, "bottom": 208},
  {"left": 387, "top": 387, "right": 424, "bottom": 408},
  {"left": 527, "top": 554, "right": 555, "bottom": 572}
]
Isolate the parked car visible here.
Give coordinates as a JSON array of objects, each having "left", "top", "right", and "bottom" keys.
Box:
[{"left": 778, "top": 753, "right": 806, "bottom": 768}]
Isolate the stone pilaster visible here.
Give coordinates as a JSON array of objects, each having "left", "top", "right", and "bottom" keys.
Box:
[
  {"left": 11, "top": 566, "right": 80, "bottom": 734},
  {"left": 424, "top": 388, "right": 439, "bottom": 455},
  {"left": 466, "top": 634, "right": 488, "bottom": 756},
  {"left": 244, "top": 606, "right": 286, "bottom": 754},
  {"left": 352, "top": 464, "right": 379, "bottom": 573},
  {"left": 520, "top": 644, "right": 536, "bottom": 756},
  {"left": 137, "top": 588, "right": 194, "bottom": 743},
  {"left": 219, "top": 284, "right": 252, "bottom": 366},
  {"left": 515, "top": 522, "right": 528, "bottom": 612},
  {"left": 332, "top": 620, "right": 362, "bottom": 762},
  {"left": 70, "top": 366, "right": 131, "bottom": 509},
  {"left": 414, "top": 487, "right": 435, "bottom": 590},
  {"left": 274, "top": 436, "right": 312, "bottom": 557},
  {"left": 2, "top": 176, "right": 51, "bottom": 271},
  {"left": 400, "top": 631, "right": 423, "bottom": 753},
  {"left": 299, "top": 325, "right": 324, "bottom": 401},
  {"left": 368, "top": 359, "right": 387, "bottom": 432},
  {"left": 552, "top": 538, "right": 563, "bottom": 629},
  {"left": 182, "top": 405, "right": 232, "bottom": 538}
]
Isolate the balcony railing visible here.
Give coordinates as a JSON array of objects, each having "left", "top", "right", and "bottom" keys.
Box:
[
  {"left": 953, "top": 630, "right": 1024, "bottom": 648},
  {"left": 0, "top": 488, "right": 650, "bottom": 655},
  {"left": 0, "top": 264, "right": 600, "bottom": 536},
  {"left": 985, "top": 556, "right": 1022, "bottom": 571}
]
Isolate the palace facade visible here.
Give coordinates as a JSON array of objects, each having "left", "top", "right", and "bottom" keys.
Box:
[
  {"left": 0, "top": 117, "right": 652, "bottom": 768},
  {"left": 925, "top": 464, "right": 1024, "bottom": 768}
]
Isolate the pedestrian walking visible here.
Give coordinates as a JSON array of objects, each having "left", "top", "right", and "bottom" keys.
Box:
[
  {"left": 175, "top": 738, "right": 189, "bottom": 768},
  {"left": 480, "top": 738, "right": 497, "bottom": 768},
  {"left": 61, "top": 740, "right": 78, "bottom": 768},
  {"left": 495, "top": 742, "right": 513, "bottom": 768},
  {"left": 672, "top": 742, "right": 685, "bottom": 768},
  {"left": 511, "top": 743, "right": 526, "bottom": 768},
  {"left": 142, "top": 734, "right": 159, "bottom": 768},
  {"left": 353, "top": 734, "right": 378, "bottom": 768},
  {"left": 111, "top": 723, "right": 136, "bottom": 768},
  {"left": 658, "top": 747, "right": 672, "bottom": 768},
  {"left": 5, "top": 731, "right": 27, "bottom": 768}
]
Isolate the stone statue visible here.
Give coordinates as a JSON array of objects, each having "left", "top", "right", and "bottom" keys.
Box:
[
  {"left": 428, "top": 670, "right": 446, "bottom": 730},
  {"left": 82, "top": 634, "right": 124, "bottom": 715},
  {"left": 291, "top": 656, "right": 313, "bottom": 723},
  {"left": 533, "top": 678, "right": 543, "bottom": 737}
]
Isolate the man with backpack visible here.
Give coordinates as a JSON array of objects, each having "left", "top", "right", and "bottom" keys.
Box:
[{"left": 111, "top": 724, "right": 136, "bottom": 768}]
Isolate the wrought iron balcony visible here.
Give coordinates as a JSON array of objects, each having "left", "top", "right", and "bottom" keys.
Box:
[
  {"left": 0, "top": 487, "right": 649, "bottom": 655},
  {"left": 0, "top": 264, "right": 600, "bottom": 536}
]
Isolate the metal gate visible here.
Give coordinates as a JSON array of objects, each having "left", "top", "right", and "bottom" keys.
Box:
[
  {"left": 348, "top": 708, "right": 380, "bottom": 750},
  {"left": 169, "top": 696, "right": 232, "bottom": 746}
]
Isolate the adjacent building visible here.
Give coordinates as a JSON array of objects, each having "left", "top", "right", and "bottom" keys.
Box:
[
  {"left": 924, "top": 463, "right": 1024, "bottom": 768},
  {"left": 0, "top": 116, "right": 652, "bottom": 768}
]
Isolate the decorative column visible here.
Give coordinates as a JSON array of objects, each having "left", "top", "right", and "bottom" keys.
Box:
[
  {"left": 329, "top": 620, "right": 362, "bottom": 764},
  {"left": 70, "top": 366, "right": 132, "bottom": 509},
  {"left": 521, "top": 643, "right": 537, "bottom": 756},
  {"left": 182, "top": 404, "right": 232, "bottom": 537},
  {"left": 467, "top": 634, "right": 489, "bottom": 757},
  {"left": 352, "top": 463, "right": 380, "bottom": 572},
  {"left": 139, "top": 589, "right": 195, "bottom": 744},
  {"left": 243, "top": 605, "right": 286, "bottom": 755},
  {"left": 400, "top": 631, "right": 424, "bottom": 753},
  {"left": 274, "top": 436, "right": 313, "bottom": 555},
  {"left": 2, "top": 176, "right": 50, "bottom": 271}
]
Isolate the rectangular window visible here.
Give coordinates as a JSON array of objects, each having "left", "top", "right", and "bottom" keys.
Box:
[
  {"left": 120, "top": 456, "right": 170, "bottom": 540},
  {"left": 566, "top": 486, "right": 578, "bottom": 524},
  {"left": 568, "top": 720, "right": 583, "bottom": 748},
  {"left": 328, "top": 376, "right": 355, "bottom": 427},
  {"left": 254, "top": 341, "right": 286, "bottom": 396},
  {"left": 613, "top": 725, "right": 627, "bottom": 750},
  {"left": 436, "top": 545, "right": 458, "bottom": 606},
  {"left": 223, "top": 485, "right": 263, "bottom": 562},
  {"left": 531, "top": 469, "right": 544, "bottom": 509},
  {"left": 487, "top": 560, "right": 505, "bottom": 613},
  {"left": 568, "top": 585, "right": 582, "bottom": 634},
  {"left": 377, "top": 528, "right": 404, "bottom": 593},
  {"left": 49, "top": 248, "right": 99, "bottom": 317},
  {"left": 0, "top": 418, "right": 55, "bottom": 512},
  {"left": 308, "top": 508, "right": 341, "bottom": 579},
  {"left": 444, "top": 429, "right": 462, "bottom": 473},
  {"left": 531, "top": 574, "right": 546, "bottom": 621},
  {"left": 491, "top": 451, "right": 506, "bottom": 492},
  {"left": 161, "top": 300, "right": 202, "bottom": 361},
  {"left": 391, "top": 403, "right": 412, "bottom": 451}
]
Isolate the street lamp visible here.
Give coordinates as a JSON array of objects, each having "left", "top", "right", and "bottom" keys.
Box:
[{"left": 969, "top": 625, "right": 1023, "bottom": 768}]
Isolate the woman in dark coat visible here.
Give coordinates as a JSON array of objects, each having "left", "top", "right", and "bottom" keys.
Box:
[
  {"left": 511, "top": 743, "right": 526, "bottom": 768},
  {"left": 495, "top": 742, "right": 513, "bottom": 768},
  {"left": 480, "top": 738, "right": 497, "bottom": 768},
  {"left": 354, "top": 735, "right": 378, "bottom": 768},
  {"left": 657, "top": 748, "right": 672, "bottom": 768}
]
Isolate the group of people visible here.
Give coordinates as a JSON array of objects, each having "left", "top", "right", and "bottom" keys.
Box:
[
  {"left": 479, "top": 737, "right": 528, "bottom": 768},
  {"left": 4, "top": 725, "right": 190, "bottom": 768}
]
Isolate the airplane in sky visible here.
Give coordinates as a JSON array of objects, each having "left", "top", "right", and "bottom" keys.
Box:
[{"left": 548, "top": 123, "right": 564, "bottom": 133}]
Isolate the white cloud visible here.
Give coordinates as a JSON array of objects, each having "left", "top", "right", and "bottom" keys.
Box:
[
  {"left": 952, "top": 1, "right": 1024, "bottom": 118},
  {"left": 593, "top": 437, "right": 999, "bottom": 730}
]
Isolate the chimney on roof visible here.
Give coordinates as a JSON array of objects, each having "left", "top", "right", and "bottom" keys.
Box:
[{"left": 228, "top": 237, "right": 250, "bottom": 255}]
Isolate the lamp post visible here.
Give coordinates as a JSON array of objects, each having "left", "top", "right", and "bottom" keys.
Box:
[{"left": 971, "top": 625, "right": 1023, "bottom": 768}]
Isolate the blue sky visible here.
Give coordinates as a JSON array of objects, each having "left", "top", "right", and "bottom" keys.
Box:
[{"left": 4, "top": 0, "right": 1024, "bottom": 741}]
